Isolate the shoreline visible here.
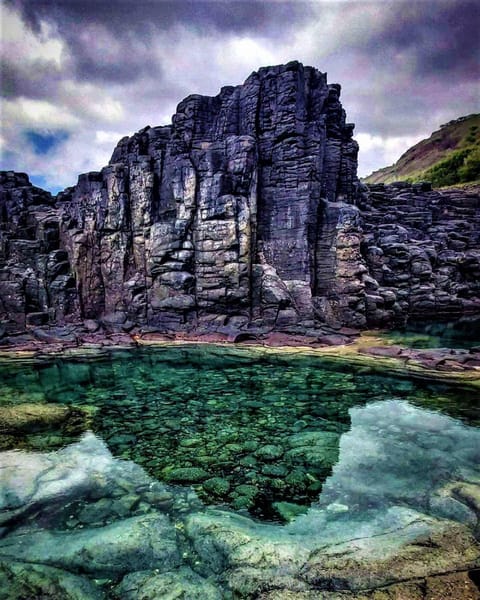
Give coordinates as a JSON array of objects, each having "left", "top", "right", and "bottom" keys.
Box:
[{"left": 1, "top": 327, "right": 479, "bottom": 389}]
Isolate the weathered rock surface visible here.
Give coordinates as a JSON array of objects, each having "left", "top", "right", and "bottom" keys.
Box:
[
  {"left": 0, "top": 560, "right": 105, "bottom": 600},
  {"left": 0, "top": 513, "right": 180, "bottom": 577},
  {"left": 115, "top": 567, "right": 222, "bottom": 600},
  {"left": 359, "top": 182, "right": 480, "bottom": 326},
  {"left": 1, "top": 63, "right": 479, "bottom": 338}
]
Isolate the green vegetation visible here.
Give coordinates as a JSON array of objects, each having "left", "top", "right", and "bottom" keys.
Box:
[
  {"left": 458, "top": 145, "right": 480, "bottom": 181},
  {"left": 363, "top": 114, "right": 480, "bottom": 187},
  {"left": 421, "top": 146, "right": 480, "bottom": 187}
]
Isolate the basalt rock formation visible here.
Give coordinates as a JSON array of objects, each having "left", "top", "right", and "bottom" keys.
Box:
[{"left": 1, "top": 62, "right": 479, "bottom": 340}]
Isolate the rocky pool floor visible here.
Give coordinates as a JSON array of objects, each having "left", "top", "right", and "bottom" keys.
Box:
[{"left": 0, "top": 340, "right": 479, "bottom": 598}]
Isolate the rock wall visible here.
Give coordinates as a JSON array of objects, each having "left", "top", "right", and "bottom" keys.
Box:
[
  {"left": 0, "top": 172, "right": 77, "bottom": 332},
  {"left": 1, "top": 62, "right": 479, "bottom": 337},
  {"left": 360, "top": 182, "right": 480, "bottom": 327}
]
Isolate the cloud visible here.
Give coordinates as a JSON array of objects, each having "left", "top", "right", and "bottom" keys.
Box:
[
  {"left": 3, "top": 97, "right": 80, "bottom": 129},
  {"left": 355, "top": 132, "right": 429, "bottom": 177},
  {"left": 365, "top": 1, "right": 480, "bottom": 81},
  {"left": 1, "top": 0, "right": 478, "bottom": 190},
  {"left": 10, "top": 0, "right": 314, "bottom": 37}
]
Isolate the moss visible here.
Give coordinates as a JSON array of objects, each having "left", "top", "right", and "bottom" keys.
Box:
[
  {"left": 273, "top": 501, "right": 309, "bottom": 522},
  {"left": 202, "top": 477, "right": 231, "bottom": 496},
  {"left": 162, "top": 467, "right": 210, "bottom": 483}
]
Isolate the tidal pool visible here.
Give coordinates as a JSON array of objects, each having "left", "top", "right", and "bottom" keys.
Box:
[
  {"left": 0, "top": 345, "right": 479, "bottom": 518},
  {"left": 0, "top": 344, "right": 479, "bottom": 598}
]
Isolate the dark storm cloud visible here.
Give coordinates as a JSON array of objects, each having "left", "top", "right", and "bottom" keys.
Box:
[
  {"left": 7, "top": 0, "right": 313, "bottom": 85},
  {"left": 3, "top": 0, "right": 479, "bottom": 188},
  {"left": 9, "top": 0, "right": 314, "bottom": 37},
  {"left": 366, "top": 1, "right": 480, "bottom": 80},
  {"left": 1, "top": 59, "right": 62, "bottom": 99},
  {"left": 65, "top": 36, "right": 158, "bottom": 84}
]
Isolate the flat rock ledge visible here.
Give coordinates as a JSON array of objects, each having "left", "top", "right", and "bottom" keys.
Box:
[{"left": 0, "top": 319, "right": 360, "bottom": 351}]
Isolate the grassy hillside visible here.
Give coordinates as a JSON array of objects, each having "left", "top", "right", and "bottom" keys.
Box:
[{"left": 363, "top": 114, "right": 480, "bottom": 186}]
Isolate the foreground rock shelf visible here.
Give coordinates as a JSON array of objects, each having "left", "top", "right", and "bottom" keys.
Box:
[{"left": 0, "top": 407, "right": 478, "bottom": 599}]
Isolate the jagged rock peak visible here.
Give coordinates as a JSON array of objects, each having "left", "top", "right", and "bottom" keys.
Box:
[
  {"left": 2, "top": 63, "right": 478, "bottom": 340},
  {"left": 108, "top": 61, "right": 358, "bottom": 205}
]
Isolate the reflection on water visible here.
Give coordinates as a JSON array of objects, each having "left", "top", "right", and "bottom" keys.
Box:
[
  {"left": 0, "top": 345, "right": 478, "bottom": 520},
  {"left": 290, "top": 399, "right": 479, "bottom": 542},
  {"left": 0, "top": 344, "right": 479, "bottom": 597},
  {"left": 380, "top": 315, "right": 480, "bottom": 349},
  {"left": 0, "top": 395, "right": 479, "bottom": 598}
]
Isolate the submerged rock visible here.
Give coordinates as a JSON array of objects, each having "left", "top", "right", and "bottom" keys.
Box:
[
  {"left": 163, "top": 467, "right": 210, "bottom": 483},
  {"left": 0, "top": 402, "right": 68, "bottom": 431},
  {"left": 0, "top": 397, "right": 479, "bottom": 598},
  {"left": 0, "top": 514, "right": 180, "bottom": 577},
  {"left": 115, "top": 567, "right": 222, "bottom": 600},
  {"left": 202, "top": 477, "right": 231, "bottom": 497},
  {"left": 272, "top": 501, "right": 309, "bottom": 522},
  {"left": 0, "top": 560, "right": 104, "bottom": 600}
]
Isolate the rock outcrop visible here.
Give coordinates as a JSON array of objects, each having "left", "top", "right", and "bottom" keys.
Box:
[
  {"left": 1, "top": 62, "right": 479, "bottom": 338},
  {"left": 359, "top": 182, "right": 480, "bottom": 326}
]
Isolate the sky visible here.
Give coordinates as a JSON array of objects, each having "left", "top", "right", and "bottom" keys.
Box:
[{"left": 1, "top": 0, "right": 479, "bottom": 194}]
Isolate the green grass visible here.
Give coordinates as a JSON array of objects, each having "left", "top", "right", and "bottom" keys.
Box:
[{"left": 406, "top": 144, "right": 480, "bottom": 187}]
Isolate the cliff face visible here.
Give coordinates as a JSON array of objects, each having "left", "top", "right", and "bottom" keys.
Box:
[{"left": 1, "top": 62, "right": 479, "bottom": 338}]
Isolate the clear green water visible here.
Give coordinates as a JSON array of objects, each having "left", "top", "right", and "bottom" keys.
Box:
[
  {"left": 380, "top": 315, "right": 480, "bottom": 349},
  {"left": 1, "top": 344, "right": 478, "bottom": 520}
]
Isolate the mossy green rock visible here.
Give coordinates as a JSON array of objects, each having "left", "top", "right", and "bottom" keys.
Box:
[
  {"left": 234, "top": 483, "right": 259, "bottom": 499},
  {"left": 254, "top": 444, "right": 284, "bottom": 460},
  {"left": 163, "top": 467, "right": 210, "bottom": 483},
  {"left": 273, "top": 501, "right": 309, "bottom": 522},
  {"left": 239, "top": 454, "right": 258, "bottom": 468},
  {"left": 285, "top": 469, "right": 308, "bottom": 487},
  {"left": 179, "top": 438, "right": 202, "bottom": 448},
  {"left": 202, "top": 477, "right": 231, "bottom": 496},
  {"left": 0, "top": 403, "right": 85, "bottom": 434},
  {"left": 232, "top": 495, "right": 255, "bottom": 510},
  {"left": 287, "top": 431, "right": 340, "bottom": 449},
  {"left": 261, "top": 463, "right": 288, "bottom": 477}
]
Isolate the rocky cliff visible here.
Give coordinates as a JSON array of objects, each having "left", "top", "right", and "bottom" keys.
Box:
[{"left": 1, "top": 62, "right": 479, "bottom": 341}]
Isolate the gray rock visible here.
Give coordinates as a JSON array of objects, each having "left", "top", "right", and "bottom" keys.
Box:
[
  {"left": 0, "top": 514, "right": 180, "bottom": 577},
  {"left": 1, "top": 67, "right": 479, "bottom": 336},
  {"left": 0, "top": 63, "right": 362, "bottom": 333},
  {"left": 115, "top": 567, "right": 222, "bottom": 600},
  {"left": 0, "top": 560, "right": 104, "bottom": 600}
]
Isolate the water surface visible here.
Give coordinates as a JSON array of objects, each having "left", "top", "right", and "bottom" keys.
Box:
[
  {"left": 379, "top": 315, "right": 480, "bottom": 349},
  {"left": 1, "top": 344, "right": 478, "bottom": 519}
]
